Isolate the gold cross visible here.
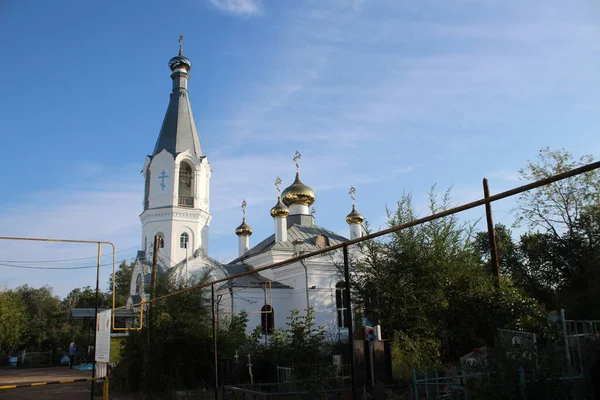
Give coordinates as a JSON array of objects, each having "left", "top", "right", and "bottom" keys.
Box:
[
  {"left": 241, "top": 199, "right": 247, "bottom": 219},
  {"left": 293, "top": 150, "right": 301, "bottom": 172},
  {"left": 178, "top": 34, "right": 184, "bottom": 55},
  {"left": 274, "top": 177, "right": 282, "bottom": 195},
  {"left": 349, "top": 186, "right": 356, "bottom": 205}
]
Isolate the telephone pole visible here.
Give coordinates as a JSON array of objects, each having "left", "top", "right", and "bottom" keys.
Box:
[{"left": 147, "top": 235, "right": 159, "bottom": 396}]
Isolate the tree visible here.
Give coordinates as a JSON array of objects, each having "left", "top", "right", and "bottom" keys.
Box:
[
  {"left": 515, "top": 147, "right": 600, "bottom": 238},
  {"left": 473, "top": 224, "right": 559, "bottom": 309},
  {"left": 108, "top": 260, "right": 134, "bottom": 307},
  {"left": 350, "top": 187, "right": 551, "bottom": 379},
  {"left": 62, "top": 286, "right": 110, "bottom": 310},
  {"left": 114, "top": 267, "right": 214, "bottom": 394},
  {"left": 0, "top": 289, "right": 29, "bottom": 354},
  {"left": 14, "top": 285, "right": 65, "bottom": 352}
]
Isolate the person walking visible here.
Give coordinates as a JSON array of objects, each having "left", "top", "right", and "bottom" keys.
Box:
[{"left": 69, "top": 342, "right": 77, "bottom": 369}]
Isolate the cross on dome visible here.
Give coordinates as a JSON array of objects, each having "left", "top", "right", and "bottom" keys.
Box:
[
  {"left": 293, "top": 150, "right": 301, "bottom": 173},
  {"left": 236, "top": 199, "right": 252, "bottom": 237},
  {"left": 275, "top": 177, "right": 282, "bottom": 195},
  {"left": 349, "top": 185, "right": 356, "bottom": 205}
]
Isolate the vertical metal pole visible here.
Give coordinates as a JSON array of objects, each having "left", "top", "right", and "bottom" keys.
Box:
[
  {"left": 413, "top": 369, "right": 419, "bottom": 400},
  {"left": 147, "top": 235, "right": 159, "bottom": 396},
  {"left": 561, "top": 309, "right": 572, "bottom": 374},
  {"left": 212, "top": 284, "right": 219, "bottom": 398},
  {"left": 91, "top": 242, "right": 101, "bottom": 399},
  {"left": 574, "top": 322, "right": 583, "bottom": 375},
  {"left": 263, "top": 283, "right": 267, "bottom": 346},
  {"left": 343, "top": 245, "right": 357, "bottom": 400},
  {"left": 483, "top": 178, "right": 500, "bottom": 287}
]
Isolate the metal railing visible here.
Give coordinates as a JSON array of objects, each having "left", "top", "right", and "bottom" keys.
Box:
[{"left": 178, "top": 196, "right": 194, "bottom": 207}]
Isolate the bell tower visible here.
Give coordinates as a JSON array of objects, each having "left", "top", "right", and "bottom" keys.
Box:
[{"left": 140, "top": 37, "right": 211, "bottom": 267}]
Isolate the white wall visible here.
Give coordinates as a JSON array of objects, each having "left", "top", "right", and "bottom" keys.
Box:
[{"left": 140, "top": 149, "right": 212, "bottom": 267}]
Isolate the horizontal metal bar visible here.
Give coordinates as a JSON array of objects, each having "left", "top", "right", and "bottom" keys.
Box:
[
  {"left": 116, "top": 160, "right": 600, "bottom": 311},
  {"left": 0, "top": 376, "right": 105, "bottom": 390}
]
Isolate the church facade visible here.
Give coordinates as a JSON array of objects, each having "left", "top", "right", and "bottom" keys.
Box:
[{"left": 128, "top": 46, "right": 366, "bottom": 340}]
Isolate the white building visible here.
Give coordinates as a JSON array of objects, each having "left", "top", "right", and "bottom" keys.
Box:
[{"left": 128, "top": 46, "right": 366, "bottom": 339}]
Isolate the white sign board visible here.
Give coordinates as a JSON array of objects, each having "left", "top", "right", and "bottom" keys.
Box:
[{"left": 95, "top": 310, "right": 111, "bottom": 363}]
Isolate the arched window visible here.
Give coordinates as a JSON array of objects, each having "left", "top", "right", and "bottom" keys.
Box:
[
  {"left": 180, "top": 232, "right": 189, "bottom": 249},
  {"left": 336, "top": 282, "right": 350, "bottom": 328},
  {"left": 144, "top": 170, "right": 151, "bottom": 210},
  {"left": 178, "top": 162, "right": 193, "bottom": 207},
  {"left": 155, "top": 233, "right": 164, "bottom": 249},
  {"left": 315, "top": 234, "right": 330, "bottom": 247},
  {"left": 261, "top": 305, "right": 274, "bottom": 334},
  {"left": 135, "top": 274, "right": 143, "bottom": 294}
]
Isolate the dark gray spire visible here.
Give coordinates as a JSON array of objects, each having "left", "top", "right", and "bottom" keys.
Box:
[{"left": 152, "top": 48, "right": 203, "bottom": 157}]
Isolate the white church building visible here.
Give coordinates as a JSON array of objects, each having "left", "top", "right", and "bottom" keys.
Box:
[{"left": 128, "top": 45, "right": 366, "bottom": 339}]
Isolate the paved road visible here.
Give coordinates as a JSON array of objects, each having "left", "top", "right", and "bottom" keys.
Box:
[
  {"left": 0, "top": 366, "right": 98, "bottom": 399},
  {"left": 0, "top": 381, "right": 93, "bottom": 399},
  {"left": 0, "top": 366, "right": 92, "bottom": 385},
  {"left": 0, "top": 367, "right": 144, "bottom": 399}
]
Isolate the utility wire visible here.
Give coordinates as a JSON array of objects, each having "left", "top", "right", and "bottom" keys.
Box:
[
  {"left": 0, "top": 257, "right": 136, "bottom": 271},
  {"left": 0, "top": 245, "right": 140, "bottom": 264}
]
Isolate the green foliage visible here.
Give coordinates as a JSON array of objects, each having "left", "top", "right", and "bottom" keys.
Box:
[
  {"left": 62, "top": 285, "right": 111, "bottom": 309},
  {"left": 113, "top": 267, "right": 214, "bottom": 394},
  {"left": 108, "top": 260, "right": 134, "bottom": 307},
  {"left": 352, "top": 186, "right": 552, "bottom": 380},
  {"left": 515, "top": 146, "right": 600, "bottom": 237},
  {"left": 0, "top": 289, "right": 29, "bottom": 354},
  {"left": 247, "top": 308, "right": 338, "bottom": 392},
  {"left": 391, "top": 331, "right": 440, "bottom": 381}
]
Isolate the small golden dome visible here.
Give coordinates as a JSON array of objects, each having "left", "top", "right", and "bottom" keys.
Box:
[
  {"left": 270, "top": 197, "right": 289, "bottom": 218},
  {"left": 281, "top": 173, "right": 315, "bottom": 207},
  {"left": 235, "top": 219, "right": 253, "bottom": 236},
  {"left": 346, "top": 205, "right": 365, "bottom": 225}
]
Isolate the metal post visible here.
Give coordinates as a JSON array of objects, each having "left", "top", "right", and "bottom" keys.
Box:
[
  {"left": 91, "top": 242, "right": 101, "bottom": 399},
  {"left": 147, "top": 235, "right": 159, "bottom": 396},
  {"left": 561, "top": 309, "right": 572, "bottom": 374},
  {"left": 343, "top": 245, "right": 357, "bottom": 400},
  {"left": 262, "top": 283, "right": 267, "bottom": 346},
  {"left": 413, "top": 369, "right": 419, "bottom": 400},
  {"left": 103, "top": 377, "right": 109, "bottom": 400},
  {"left": 212, "top": 284, "right": 219, "bottom": 398},
  {"left": 483, "top": 178, "right": 500, "bottom": 287}
]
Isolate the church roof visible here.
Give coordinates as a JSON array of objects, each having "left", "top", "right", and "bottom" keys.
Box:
[
  {"left": 224, "top": 263, "right": 291, "bottom": 289},
  {"left": 152, "top": 54, "right": 203, "bottom": 157},
  {"left": 228, "top": 223, "right": 348, "bottom": 265}
]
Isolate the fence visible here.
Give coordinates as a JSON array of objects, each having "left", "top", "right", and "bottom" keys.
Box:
[
  {"left": 562, "top": 315, "right": 600, "bottom": 376},
  {"left": 412, "top": 370, "right": 490, "bottom": 400},
  {"left": 222, "top": 383, "right": 353, "bottom": 399},
  {"left": 113, "top": 160, "right": 600, "bottom": 399},
  {"left": 0, "top": 350, "right": 52, "bottom": 367}
]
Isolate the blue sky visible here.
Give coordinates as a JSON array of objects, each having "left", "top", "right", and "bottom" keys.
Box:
[{"left": 1, "top": 0, "right": 599, "bottom": 297}]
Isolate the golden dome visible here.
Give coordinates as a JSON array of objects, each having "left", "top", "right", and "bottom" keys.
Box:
[
  {"left": 281, "top": 173, "right": 315, "bottom": 207},
  {"left": 270, "top": 197, "right": 289, "bottom": 218},
  {"left": 346, "top": 205, "right": 365, "bottom": 225},
  {"left": 235, "top": 219, "right": 253, "bottom": 236}
]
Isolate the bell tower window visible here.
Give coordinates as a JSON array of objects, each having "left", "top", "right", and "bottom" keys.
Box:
[{"left": 178, "top": 162, "right": 193, "bottom": 207}]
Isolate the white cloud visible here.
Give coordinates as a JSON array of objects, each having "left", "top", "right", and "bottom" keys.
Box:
[{"left": 207, "top": 0, "right": 262, "bottom": 16}]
